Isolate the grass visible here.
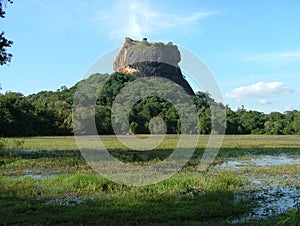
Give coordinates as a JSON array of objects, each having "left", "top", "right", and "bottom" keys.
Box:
[
  {"left": 1, "top": 134, "right": 300, "bottom": 153},
  {"left": 1, "top": 136, "right": 78, "bottom": 151},
  {"left": 0, "top": 135, "right": 299, "bottom": 225},
  {"left": 0, "top": 172, "right": 250, "bottom": 225}
]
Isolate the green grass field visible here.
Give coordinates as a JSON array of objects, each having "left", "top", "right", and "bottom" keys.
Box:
[
  {"left": 2, "top": 135, "right": 300, "bottom": 151},
  {"left": 0, "top": 135, "right": 299, "bottom": 225}
]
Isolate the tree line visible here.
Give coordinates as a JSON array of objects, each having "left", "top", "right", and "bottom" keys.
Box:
[{"left": 0, "top": 72, "right": 300, "bottom": 137}]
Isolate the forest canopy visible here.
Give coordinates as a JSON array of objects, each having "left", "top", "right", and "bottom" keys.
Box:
[{"left": 0, "top": 72, "right": 300, "bottom": 137}]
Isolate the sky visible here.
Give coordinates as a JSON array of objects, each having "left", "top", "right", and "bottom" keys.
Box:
[{"left": 1, "top": 0, "right": 300, "bottom": 113}]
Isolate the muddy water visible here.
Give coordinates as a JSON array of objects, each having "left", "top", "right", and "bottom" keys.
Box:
[{"left": 215, "top": 154, "right": 300, "bottom": 223}]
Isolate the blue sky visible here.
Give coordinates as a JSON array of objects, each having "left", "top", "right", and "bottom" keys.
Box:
[{"left": 1, "top": 0, "right": 300, "bottom": 113}]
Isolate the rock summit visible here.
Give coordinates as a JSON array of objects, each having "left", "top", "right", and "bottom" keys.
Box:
[{"left": 113, "top": 37, "right": 194, "bottom": 95}]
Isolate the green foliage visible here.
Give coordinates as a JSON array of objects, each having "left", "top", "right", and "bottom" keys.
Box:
[
  {"left": 0, "top": 88, "right": 74, "bottom": 136},
  {"left": 0, "top": 72, "right": 299, "bottom": 136},
  {"left": 0, "top": 137, "right": 7, "bottom": 149},
  {"left": 278, "top": 196, "right": 300, "bottom": 226},
  {"left": 12, "top": 138, "right": 25, "bottom": 150},
  {"left": 0, "top": 0, "right": 13, "bottom": 65},
  {"left": 235, "top": 106, "right": 267, "bottom": 134}
]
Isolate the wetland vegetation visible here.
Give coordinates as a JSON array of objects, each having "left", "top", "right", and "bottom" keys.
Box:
[{"left": 0, "top": 135, "right": 299, "bottom": 225}]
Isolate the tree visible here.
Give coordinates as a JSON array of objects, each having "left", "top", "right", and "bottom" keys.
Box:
[
  {"left": 264, "top": 112, "right": 284, "bottom": 135},
  {"left": 225, "top": 106, "right": 239, "bottom": 134},
  {"left": 291, "top": 114, "right": 300, "bottom": 134},
  {"left": 0, "top": 92, "right": 37, "bottom": 136},
  {"left": 284, "top": 110, "right": 300, "bottom": 135},
  {"left": 0, "top": 0, "right": 13, "bottom": 66},
  {"left": 198, "top": 108, "right": 211, "bottom": 134}
]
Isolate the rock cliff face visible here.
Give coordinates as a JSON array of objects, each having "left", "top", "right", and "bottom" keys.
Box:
[{"left": 113, "top": 37, "right": 194, "bottom": 95}]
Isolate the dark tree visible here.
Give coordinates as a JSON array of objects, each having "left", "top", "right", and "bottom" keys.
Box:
[{"left": 0, "top": 0, "right": 13, "bottom": 66}]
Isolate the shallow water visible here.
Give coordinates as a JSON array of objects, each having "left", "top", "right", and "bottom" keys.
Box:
[
  {"left": 215, "top": 154, "right": 300, "bottom": 223},
  {"left": 218, "top": 154, "right": 300, "bottom": 169},
  {"left": 232, "top": 186, "right": 300, "bottom": 223},
  {"left": 45, "top": 195, "right": 96, "bottom": 206},
  {"left": 44, "top": 193, "right": 114, "bottom": 206},
  {"left": 7, "top": 167, "right": 67, "bottom": 179},
  {"left": 19, "top": 168, "right": 60, "bottom": 179}
]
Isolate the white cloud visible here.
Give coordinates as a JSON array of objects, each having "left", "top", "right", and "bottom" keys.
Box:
[
  {"left": 95, "top": 0, "right": 219, "bottom": 39},
  {"left": 242, "top": 51, "right": 300, "bottom": 66},
  {"left": 259, "top": 99, "right": 271, "bottom": 105},
  {"left": 226, "top": 81, "right": 294, "bottom": 99},
  {"left": 283, "top": 104, "right": 294, "bottom": 112}
]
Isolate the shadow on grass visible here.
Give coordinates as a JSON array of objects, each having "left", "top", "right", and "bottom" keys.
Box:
[
  {"left": 1, "top": 146, "right": 299, "bottom": 161},
  {"left": 0, "top": 188, "right": 251, "bottom": 225}
]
